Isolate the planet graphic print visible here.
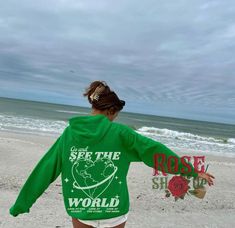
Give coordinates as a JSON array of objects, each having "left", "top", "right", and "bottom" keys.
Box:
[{"left": 72, "top": 157, "right": 118, "bottom": 199}]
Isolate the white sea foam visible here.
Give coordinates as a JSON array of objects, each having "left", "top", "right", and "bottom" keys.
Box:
[
  {"left": 228, "top": 138, "right": 235, "bottom": 144},
  {"left": 56, "top": 110, "right": 89, "bottom": 115},
  {"left": 0, "top": 114, "right": 234, "bottom": 157},
  {"left": 0, "top": 114, "right": 67, "bottom": 135},
  {"left": 136, "top": 126, "right": 235, "bottom": 157},
  {"left": 137, "top": 126, "right": 234, "bottom": 144}
]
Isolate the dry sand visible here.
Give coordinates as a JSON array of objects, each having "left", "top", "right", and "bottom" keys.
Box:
[{"left": 0, "top": 130, "right": 235, "bottom": 228}]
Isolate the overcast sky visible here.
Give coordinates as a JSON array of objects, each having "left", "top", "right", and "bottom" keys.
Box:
[{"left": 0, "top": 0, "right": 234, "bottom": 124}]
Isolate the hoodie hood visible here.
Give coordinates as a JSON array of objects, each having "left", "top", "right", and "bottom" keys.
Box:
[{"left": 68, "top": 114, "right": 112, "bottom": 144}]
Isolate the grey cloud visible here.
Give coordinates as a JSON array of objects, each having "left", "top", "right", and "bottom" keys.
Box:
[{"left": 0, "top": 0, "right": 234, "bottom": 123}]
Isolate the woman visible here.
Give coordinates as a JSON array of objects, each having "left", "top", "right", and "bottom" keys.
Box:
[{"left": 9, "top": 80, "right": 214, "bottom": 228}]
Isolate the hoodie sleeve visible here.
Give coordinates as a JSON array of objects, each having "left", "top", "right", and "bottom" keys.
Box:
[
  {"left": 9, "top": 127, "right": 67, "bottom": 217},
  {"left": 121, "top": 125, "right": 198, "bottom": 178}
]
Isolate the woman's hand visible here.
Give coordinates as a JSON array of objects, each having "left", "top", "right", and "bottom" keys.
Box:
[{"left": 198, "top": 172, "right": 215, "bottom": 186}]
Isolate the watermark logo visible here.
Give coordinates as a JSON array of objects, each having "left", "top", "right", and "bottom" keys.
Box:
[{"left": 152, "top": 154, "right": 209, "bottom": 201}]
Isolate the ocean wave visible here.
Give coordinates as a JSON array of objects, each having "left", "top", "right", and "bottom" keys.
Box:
[
  {"left": 1, "top": 114, "right": 234, "bottom": 157},
  {"left": 137, "top": 126, "right": 234, "bottom": 145},
  {"left": 228, "top": 138, "right": 235, "bottom": 144},
  {"left": 136, "top": 126, "right": 235, "bottom": 157},
  {"left": 0, "top": 114, "right": 67, "bottom": 135},
  {"left": 56, "top": 110, "right": 89, "bottom": 115}
]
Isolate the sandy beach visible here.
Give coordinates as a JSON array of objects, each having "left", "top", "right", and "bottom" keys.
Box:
[{"left": 1, "top": 130, "right": 235, "bottom": 228}]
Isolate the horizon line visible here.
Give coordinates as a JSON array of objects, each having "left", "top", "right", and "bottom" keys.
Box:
[{"left": 0, "top": 95, "right": 234, "bottom": 126}]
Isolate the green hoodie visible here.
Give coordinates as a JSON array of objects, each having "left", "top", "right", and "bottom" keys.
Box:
[{"left": 9, "top": 114, "right": 198, "bottom": 219}]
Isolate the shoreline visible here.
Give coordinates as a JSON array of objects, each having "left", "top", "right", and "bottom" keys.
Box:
[
  {"left": 1, "top": 128, "right": 235, "bottom": 158},
  {"left": 1, "top": 130, "right": 235, "bottom": 227}
]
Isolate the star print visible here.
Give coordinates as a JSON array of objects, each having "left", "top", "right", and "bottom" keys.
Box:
[
  {"left": 71, "top": 190, "right": 74, "bottom": 193},
  {"left": 115, "top": 195, "right": 119, "bottom": 198},
  {"left": 64, "top": 178, "right": 69, "bottom": 183},
  {"left": 119, "top": 181, "right": 122, "bottom": 184},
  {"left": 115, "top": 176, "right": 118, "bottom": 180}
]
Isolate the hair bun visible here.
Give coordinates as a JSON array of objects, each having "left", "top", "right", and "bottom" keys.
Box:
[{"left": 83, "top": 80, "right": 125, "bottom": 111}]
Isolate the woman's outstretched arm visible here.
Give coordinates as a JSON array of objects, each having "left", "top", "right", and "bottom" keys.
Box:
[
  {"left": 121, "top": 125, "right": 199, "bottom": 177},
  {"left": 9, "top": 127, "right": 67, "bottom": 217}
]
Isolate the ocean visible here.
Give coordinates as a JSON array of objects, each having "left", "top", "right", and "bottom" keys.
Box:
[{"left": 0, "top": 97, "right": 234, "bottom": 157}]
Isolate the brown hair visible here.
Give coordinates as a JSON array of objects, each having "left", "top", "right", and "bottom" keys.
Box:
[{"left": 83, "top": 80, "right": 125, "bottom": 112}]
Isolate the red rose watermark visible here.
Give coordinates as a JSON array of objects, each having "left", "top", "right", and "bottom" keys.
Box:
[
  {"left": 153, "top": 154, "right": 205, "bottom": 176},
  {"left": 152, "top": 154, "right": 211, "bottom": 201},
  {"left": 167, "top": 176, "right": 189, "bottom": 197}
]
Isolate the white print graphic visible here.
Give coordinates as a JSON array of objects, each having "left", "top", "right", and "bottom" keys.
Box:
[
  {"left": 68, "top": 197, "right": 119, "bottom": 208},
  {"left": 69, "top": 146, "right": 119, "bottom": 200}
]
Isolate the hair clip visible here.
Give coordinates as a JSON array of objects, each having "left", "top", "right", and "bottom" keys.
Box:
[
  {"left": 89, "top": 84, "right": 105, "bottom": 102},
  {"left": 90, "top": 93, "right": 100, "bottom": 102},
  {"left": 94, "top": 94, "right": 99, "bottom": 101}
]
